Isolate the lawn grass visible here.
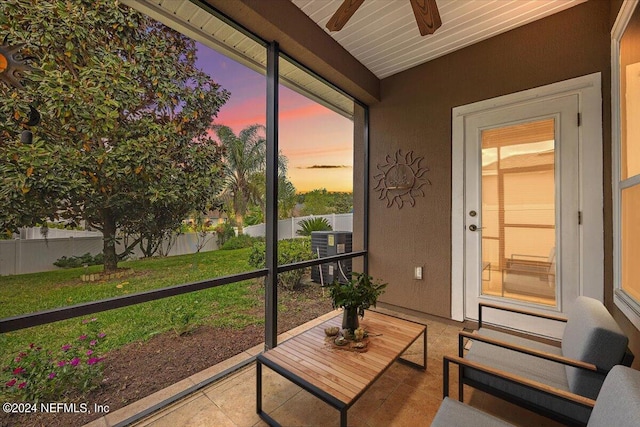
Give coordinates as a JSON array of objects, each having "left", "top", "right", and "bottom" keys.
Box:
[{"left": 0, "top": 248, "right": 264, "bottom": 363}]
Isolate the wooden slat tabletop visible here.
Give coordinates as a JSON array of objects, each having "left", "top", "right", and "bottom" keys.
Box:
[{"left": 260, "top": 311, "right": 426, "bottom": 406}]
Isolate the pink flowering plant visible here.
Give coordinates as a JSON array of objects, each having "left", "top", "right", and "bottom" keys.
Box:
[{"left": 2, "top": 318, "right": 106, "bottom": 402}]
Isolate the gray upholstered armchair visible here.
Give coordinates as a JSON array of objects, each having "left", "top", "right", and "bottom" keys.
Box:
[
  {"left": 433, "top": 364, "right": 640, "bottom": 427},
  {"left": 449, "top": 297, "right": 633, "bottom": 426}
]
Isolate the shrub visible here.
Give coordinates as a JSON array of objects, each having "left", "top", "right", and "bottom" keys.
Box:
[
  {"left": 296, "top": 217, "right": 332, "bottom": 236},
  {"left": 248, "top": 237, "right": 313, "bottom": 290},
  {"left": 169, "top": 304, "right": 199, "bottom": 336},
  {"left": 2, "top": 319, "right": 106, "bottom": 402},
  {"left": 214, "top": 223, "right": 236, "bottom": 247},
  {"left": 53, "top": 252, "right": 104, "bottom": 268},
  {"left": 221, "top": 234, "right": 259, "bottom": 250}
]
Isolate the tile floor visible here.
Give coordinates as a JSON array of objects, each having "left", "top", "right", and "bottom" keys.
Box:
[{"left": 85, "top": 309, "right": 564, "bottom": 427}]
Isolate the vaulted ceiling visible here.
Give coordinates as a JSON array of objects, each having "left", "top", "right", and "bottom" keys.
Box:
[{"left": 291, "top": 0, "right": 587, "bottom": 79}]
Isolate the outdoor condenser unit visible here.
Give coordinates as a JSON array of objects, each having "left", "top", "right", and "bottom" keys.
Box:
[{"left": 311, "top": 231, "right": 352, "bottom": 285}]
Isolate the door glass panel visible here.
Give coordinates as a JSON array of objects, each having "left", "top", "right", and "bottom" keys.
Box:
[
  {"left": 622, "top": 184, "right": 640, "bottom": 301},
  {"left": 480, "top": 119, "right": 557, "bottom": 305}
]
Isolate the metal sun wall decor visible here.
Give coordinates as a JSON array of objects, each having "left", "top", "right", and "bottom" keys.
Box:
[
  {"left": 0, "top": 35, "right": 34, "bottom": 89},
  {"left": 1, "top": 35, "right": 40, "bottom": 144},
  {"left": 373, "top": 149, "right": 430, "bottom": 209}
]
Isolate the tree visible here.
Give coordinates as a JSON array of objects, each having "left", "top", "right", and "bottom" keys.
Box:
[
  {"left": 214, "top": 124, "right": 298, "bottom": 231},
  {"left": 214, "top": 125, "right": 266, "bottom": 235},
  {"left": 299, "top": 189, "right": 353, "bottom": 215},
  {"left": 0, "top": 0, "right": 230, "bottom": 272},
  {"left": 277, "top": 176, "right": 297, "bottom": 219},
  {"left": 244, "top": 157, "right": 297, "bottom": 224}
]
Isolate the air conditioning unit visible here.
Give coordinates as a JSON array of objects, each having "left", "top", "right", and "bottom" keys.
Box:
[{"left": 311, "top": 231, "right": 352, "bottom": 285}]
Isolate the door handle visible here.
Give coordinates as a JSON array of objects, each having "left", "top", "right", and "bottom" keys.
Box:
[{"left": 468, "top": 224, "right": 484, "bottom": 231}]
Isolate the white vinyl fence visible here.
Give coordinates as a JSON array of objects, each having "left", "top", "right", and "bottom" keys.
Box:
[
  {"left": 0, "top": 232, "right": 219, "bottom": 276},
  {"left": 0, "top": 214, "right": 353, "bottom": 276},
  {"left": 244, "top": 213, "right": 353, "bottom": 239}
]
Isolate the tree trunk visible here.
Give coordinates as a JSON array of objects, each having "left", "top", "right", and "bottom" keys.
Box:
[
  {"left": 102, "top": 208, "right": 118, "bottom": 273},
  {"left": 235, "top": 212, "right": 244, "bottom": 235}
]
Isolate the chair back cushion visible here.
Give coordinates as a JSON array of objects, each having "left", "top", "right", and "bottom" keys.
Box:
[
  {"left": 587, "top": 365, "right": 640, "bottom": 427},
  {"left": 561, "top": 296, "right": 628, "bottom": 397}
]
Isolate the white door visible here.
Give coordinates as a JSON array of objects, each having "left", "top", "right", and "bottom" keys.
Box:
[{"left": 463, "top": 95, "right": 580, "bottom": 332}]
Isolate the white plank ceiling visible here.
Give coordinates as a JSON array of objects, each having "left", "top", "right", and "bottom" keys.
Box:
[{"left": 292, "top": 0, "right": 587, "bottom": 79}]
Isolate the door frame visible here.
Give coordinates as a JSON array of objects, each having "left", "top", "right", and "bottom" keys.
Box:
[{"left": 451, "top": 73, "right": 603, "bottom": 322}]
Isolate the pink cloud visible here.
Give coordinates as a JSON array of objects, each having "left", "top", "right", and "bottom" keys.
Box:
[
  {"left": 211, "top": 97, "right": 336, "bottom": 137},
  {"left": 280, "top": 103, "right": 332, "bottom": 121},
  {"left": 212, "top": 96, "right": 266, "bottom": 133}
]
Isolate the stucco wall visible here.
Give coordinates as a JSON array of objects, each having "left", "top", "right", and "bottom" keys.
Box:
[{"left": 368, "top": 0, "right": 612, "bottom": 318}]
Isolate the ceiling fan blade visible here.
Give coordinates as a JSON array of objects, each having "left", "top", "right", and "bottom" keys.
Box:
[
  {"left": 410, "top": 0, "right": 442, "bottom": 36},
  {"left": 326, "top": 0, "right": 366, "bottom": 32}
]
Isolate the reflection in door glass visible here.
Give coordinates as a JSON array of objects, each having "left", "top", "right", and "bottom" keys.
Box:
[{"left": 480, "top": 119, "right": 557, "bottom": 306}]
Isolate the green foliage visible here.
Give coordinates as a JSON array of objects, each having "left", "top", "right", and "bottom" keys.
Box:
[
  {"left": 214, "top": 222, "right": 236, "bottom": 247},
  {"left": 214, "top": 125, "right": 266, "bottom": 235},
  {"left": 0, "top": 0, "right": 230, "bottom": 272},
  {"left": 248, "top": 238, "right": 313, "bottom": 290},
  {"left": 298, "top": 189, "right": 353, "bottom": 215},
  {"left": 243, "top": 205, "right": 264, "bottom": 226},
  {"left": 41, "top": 222, "right": 85, "bottom": 231},
  {"left": 215, "top": 125, "right": 298, "bottom": 231},
  {"left": 247, "top": 243, "right": 265, "bottom": 269},
  {"left": 168, "top": 304, "right": 199, "bottom": 336},
  {"left": 1, "top": 318, "right": 106, "bottom": 402},
  {"left": 54, "top": 252, "right": 104, "bottom": 269},
  {"left": 278, "top": 176, "right": 297, "bottom": 219},
  {"left": 328, "top": 272, "right": 387, "bottom": 318},
  {"left": 296, "top": 217, "right": 333, "bottom": 236},
  {"left": 221, "top": 234, "right": 259, "bottom": 250}
]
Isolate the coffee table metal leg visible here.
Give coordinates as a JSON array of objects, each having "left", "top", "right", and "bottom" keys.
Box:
[
  {"left": 398, "top": 327, "right": 427, "bottom": 370},
  {"left": 256, "top": 360, "right": 262, "bottom": 415},
  {"left": 340, "top": 407, "right": 347, "bottom": 426},
  {"left": 423, "top": 327, "right": 427, "bottom": 370},
  {"left": 257, "top": 361, "right": 282, "bottom": 426}
]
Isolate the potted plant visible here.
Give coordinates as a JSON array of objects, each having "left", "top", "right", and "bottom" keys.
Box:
[{"left": 328, "top": 272, "right": 387, "bottom": 331}]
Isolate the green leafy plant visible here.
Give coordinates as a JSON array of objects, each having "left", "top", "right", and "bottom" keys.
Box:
[
  {"left": 296, "top": 217, "right": 333, "bottom": 236},
  {"left": 2, "top": 318, "right": 106, "bottom": 402},
  {"left": 328, "top": 272, "right": 387, "bottom": 318},
  {"left": 221, "top": 234, "right": 259, "bottom": 250},
  {"left": 54, "top": 252, "right": 104, "bottom": 268},
  {"left": 298, "top": 189, "right": 353, "bottom": 215},
  {"left": 169, "top": 304, "right": 198, "bottom": 336},
  {"left": 248, "top": 238, "right": 313, "bottom": 290},
  {"left": 215, "top": 223, "right": 237, "bottom": 247}
]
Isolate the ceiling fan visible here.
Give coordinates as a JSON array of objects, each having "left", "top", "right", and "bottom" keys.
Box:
[{"left": 326, "top": 0, "right": 442, "bottom": 36}]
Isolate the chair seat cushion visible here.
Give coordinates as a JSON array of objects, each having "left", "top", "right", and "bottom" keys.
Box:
[
  {"left": 432, "top": 398, "right": 514, "bottom": 427},
  {"left": 465, "top": 334, "right": 591, "bottom": 424},
  {"left": 477, "top": 328, "right": 562, "bottom": 355}
]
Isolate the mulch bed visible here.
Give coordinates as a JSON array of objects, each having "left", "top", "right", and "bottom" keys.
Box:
[{"left": 0, "top": 282, "right": 333, "bottom": 427}]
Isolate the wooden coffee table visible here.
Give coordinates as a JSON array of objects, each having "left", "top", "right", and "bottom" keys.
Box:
[{"left": 256, "top": 310, "right": 427, "bottom": 426}]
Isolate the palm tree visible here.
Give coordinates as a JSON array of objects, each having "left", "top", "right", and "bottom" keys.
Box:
[
  {"left": 215, "top": 124, "right": 297, "bottom": 234},
  {"left": 214, "top": 124, "right": 266, "bottom": 235},
  {"left": 278, "top": 176, "right": 297, "bottom": 219}
]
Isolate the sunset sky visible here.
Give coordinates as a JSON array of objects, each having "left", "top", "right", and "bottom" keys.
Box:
[{"left": 195, "top": 43, "right": 354, "bottom": 193}]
